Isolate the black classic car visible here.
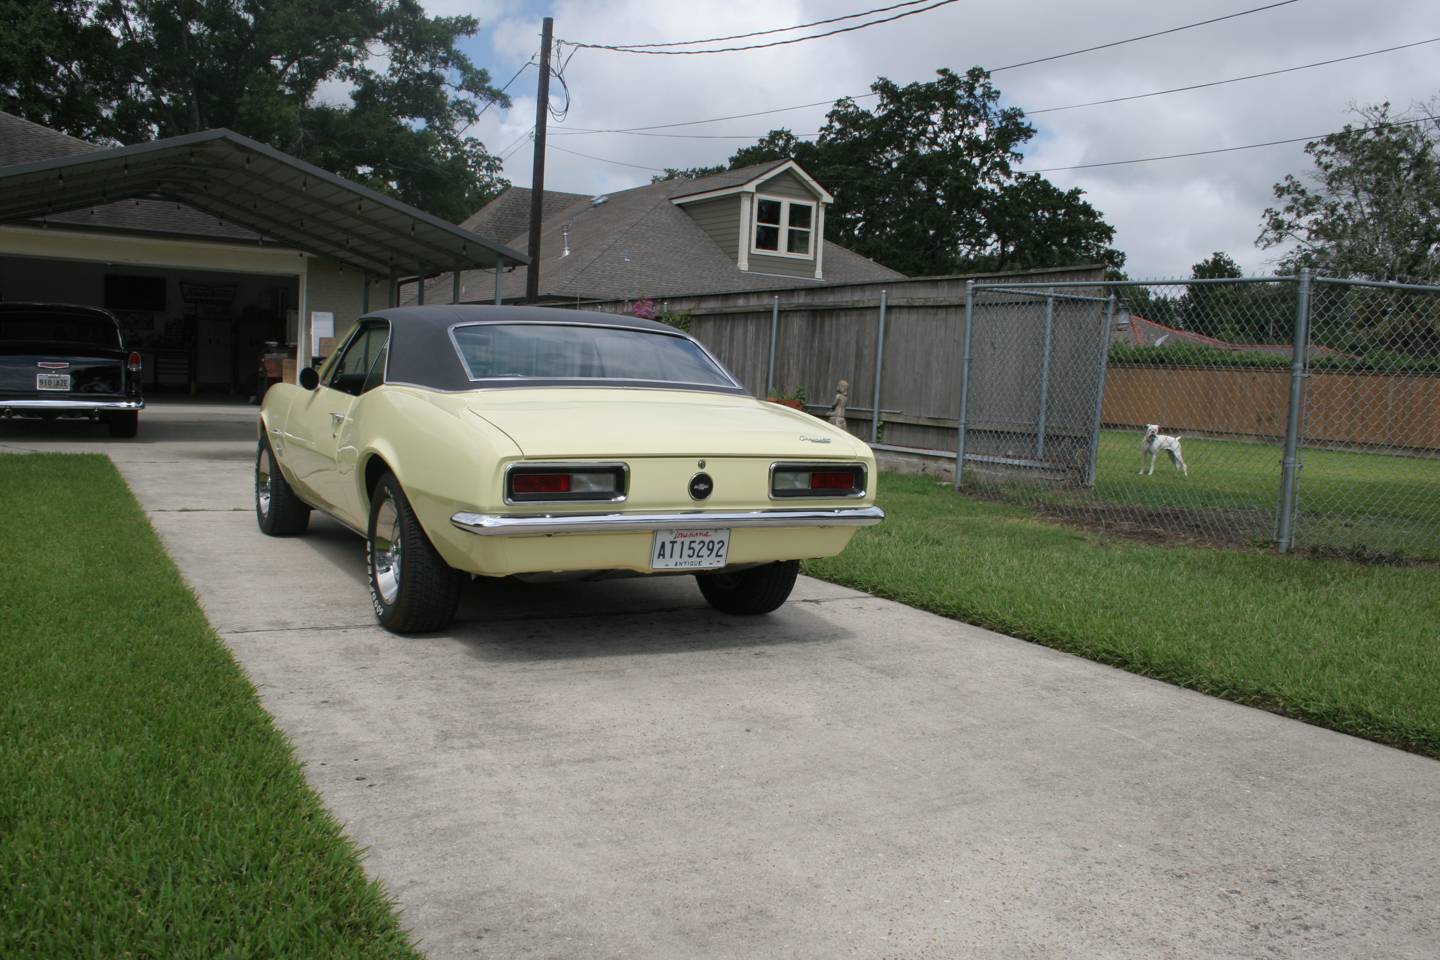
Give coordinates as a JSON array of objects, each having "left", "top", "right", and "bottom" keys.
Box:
[{"left": 0, "top": 303, "right": 145, "bottom": 437}]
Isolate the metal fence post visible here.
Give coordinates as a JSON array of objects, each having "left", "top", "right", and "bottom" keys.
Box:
[
  {"left": 870, "top": 289, "right": 887, "bottom": 444},
  {"left": 1276, "top": 268, "right": 1312, "bottom": 553},
  {"left": 1085, "top": 294, "right": 1116, "bottom": 487},
  {"left": 765, "top": 295, "right": 779, "bottom": 398},
  {"left": 1035, "top": 287, "right": 1055, "bottom": 459},
  {"left": 954, "top": 281, "right": 975, "bottom": 489}
]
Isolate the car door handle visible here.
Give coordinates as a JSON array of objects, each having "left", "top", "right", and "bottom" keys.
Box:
[{"left": 330, "top": 412, "right": 347, "bottom": 426}]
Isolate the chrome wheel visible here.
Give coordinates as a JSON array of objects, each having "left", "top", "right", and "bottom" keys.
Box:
[
  {"left": 371, "top": 494, "right": 402, "bottom": 604},
  {"left": 256, "top": 447, "right": 273, "bottom": 518}
]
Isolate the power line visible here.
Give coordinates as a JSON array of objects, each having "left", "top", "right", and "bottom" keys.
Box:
[
  {"left": 1027, "top": 37, "right": 1440, "bottom": 114},
  {"left": 549, "top": 128, "right": 821, "bottom": 140},
  {"left": 559, "top": 99, "right": 857, "bottom": 135},
  {"left": 465, "top": 59, "right": 537, "bottom": 134},
  {"left": 1025, "top": 114, "right": 1439, "bottom": 174},
  {"left": 546, "top": 141, "right": 670, "bottom": 172},
  {"left": 543, "top": 35, "right": 1439, "bottom": 140},
  {"left": 560, "top": 0, "right": 963, "bottom": 55},
  {"left": 990, "top": 0, "right": 1298, "bottom": 72},
  {"left": 563, "top": 0, "right": 939, "bottom": 50},
  {"left": 542, "top": 115, "right": 1439, "bottom": 181},
  {"left": 530, "top": 1, "right": 1308, "bottom": 134},
  {"left": 497, "top": 127, "right": 535, "bottom": 162}
]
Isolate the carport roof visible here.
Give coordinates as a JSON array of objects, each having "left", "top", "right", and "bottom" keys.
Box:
[{"left": 0, "top": 128, "right": 527, "bottom": 278}]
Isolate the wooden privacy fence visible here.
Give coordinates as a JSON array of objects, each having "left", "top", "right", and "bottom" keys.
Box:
[
  {"left": 581, "top": 267, "right": 1111, "bottom": 459},
  {"left": 1102, "top": 367, "right": 1440, "bottom": 450}
]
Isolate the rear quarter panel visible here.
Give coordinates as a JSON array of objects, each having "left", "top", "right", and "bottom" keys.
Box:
[{"left": 353, "top": 387, "right": 522, "bottom": 564}]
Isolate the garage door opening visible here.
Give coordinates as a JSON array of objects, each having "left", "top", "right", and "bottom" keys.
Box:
[{"left": 0, "top": 255, "right": 298, "bottom": 398}]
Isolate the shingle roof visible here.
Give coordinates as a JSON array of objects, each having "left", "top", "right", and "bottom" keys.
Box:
[
  {"left": 422, "top": 163, "right": 904, "bottom": 304},
  {"left": 667, "top": 160, "right": 790, "bottom": 199},
  {"left": 460, "top": 186, "right": 590, "bottom": 249},
  {"left": 0, "top": 112, "right": 102, "bottom": 164}
]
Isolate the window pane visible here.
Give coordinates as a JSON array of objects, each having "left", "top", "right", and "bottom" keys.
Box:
[
  {"left": 786, "top": 228, "right": 811, "bottom": 255},
  {"left": 755, "top": 199, "right": 782, "bottom": 225},
  {"left": 329, "top": 326, "right": 387, "bottom": 391},
  {"left": 452, "top": 324, "right": 734, "bottom": 387},
  {"left": 755, "top": 224, "right": 780, "bottom": 251},
  {"left": 788, "top": 204, "right": 812, "bottom": 230},
  {"left": 361, "top": 346, "right": 388, "bottom": 394}
]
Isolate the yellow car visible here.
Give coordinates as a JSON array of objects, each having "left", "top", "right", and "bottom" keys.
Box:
[{"left": 255, "top": 305, "right": 883, "bottom": 633}]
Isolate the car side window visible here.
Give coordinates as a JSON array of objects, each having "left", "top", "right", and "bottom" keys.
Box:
[
  {"left": 327, "top": 324, "right": 388, "bottom": 397},
  {"left": 360, "top": 345, "right": 388, "bottom": 395}
]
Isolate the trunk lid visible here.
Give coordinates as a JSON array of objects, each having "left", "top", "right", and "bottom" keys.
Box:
[
  {"left": 0, "top": 342, "right": 127, "bottom": 398},
  {"left": 464, "top": 388, "right": 860, "bottom": 459}
]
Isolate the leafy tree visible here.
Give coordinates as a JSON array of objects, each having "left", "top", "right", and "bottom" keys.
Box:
[
  {"left": 697, "top": 68, "right": 1123, "bottom": 276},
  {"left": 973, "top": 173, "right": 1121, "bottom": 273},
  {"left": 0, "top": 0, "right": 509, "bottom": 221},
  {"left": 650, "top": 132, "right": 805, "bottom": 184},
  {"left": 727, "top": 130, "right": 805, "bottom": 170},
  {"left": 651, "top": 164, "right": 726, "bottom": 183},
  {"left": 1181, "top": 251, "right": 1244, "bottom": 338},
  {"left": 1258, "top": 100, "right": 1440, "bottom": 282}
]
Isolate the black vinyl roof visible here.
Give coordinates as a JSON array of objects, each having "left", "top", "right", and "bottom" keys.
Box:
[
  {"left": 366, "top": 304, "right": 741, "bottom": 393},
  {"left": 0, "top": 129, "right": 527, "bottom": 278}
]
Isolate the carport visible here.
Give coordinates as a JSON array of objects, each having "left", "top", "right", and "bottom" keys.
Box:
[{"left": 0, "top": 125, "right": 526, "bottom": 384}]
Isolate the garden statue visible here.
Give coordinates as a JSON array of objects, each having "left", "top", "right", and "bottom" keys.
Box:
[{"left": 828, "top": 379, "right": 849, "bottom": 429}]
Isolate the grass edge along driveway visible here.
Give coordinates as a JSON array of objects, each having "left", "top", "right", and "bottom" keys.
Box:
[
  {"left": 0, "top": 454, "right": 421, "bottom": 959},
  {"left": 805, "top": 473, "right": 1440, "bottom": 759}
]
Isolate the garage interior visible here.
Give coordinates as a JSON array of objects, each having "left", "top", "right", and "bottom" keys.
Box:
[{"left": 0, "top": 255, "right": 298, "bottom": 397}]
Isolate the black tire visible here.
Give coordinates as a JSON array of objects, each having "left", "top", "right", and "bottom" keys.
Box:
[
  {"left": 255, "top": 435, "right": 310, "bottom": 536},
  {"left": 367, "top": 471, "right": 462, "bottom": 634},
  {"left": 695, "top": 560, "right": 800, "bottom": 615},
  {"left": 108, "top": 411, "right": 138, "bottom": 438}
]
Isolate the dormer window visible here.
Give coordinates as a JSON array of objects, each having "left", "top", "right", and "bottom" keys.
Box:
[{"left": 752, "top": 196, "right": 815, "bottom": 258}]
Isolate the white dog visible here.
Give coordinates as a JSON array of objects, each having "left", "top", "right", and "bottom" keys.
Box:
[{"left": 1140, "top": 424, "right": 1188, "bottom": 476}]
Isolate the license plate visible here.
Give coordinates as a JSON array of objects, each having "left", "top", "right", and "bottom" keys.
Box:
[
  {"left": 36, "top": 373, "right": 70, "bottom": 391},
  {"left": 651, "top": 528, "right": 730, "bottom": 570}
]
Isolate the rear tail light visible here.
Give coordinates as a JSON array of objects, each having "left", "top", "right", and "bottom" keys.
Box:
[
  {"left": 507, "top": 464, "right": 627, "bottom": 503},
  {"left": 127, "top": 351, "right": 142, "bottom": 373},
  {"left": 512, "top": 473, "right": 571, "bottom": 495},
  {"left": 771, "top": 463, "right": 865, "bottom": 498}
]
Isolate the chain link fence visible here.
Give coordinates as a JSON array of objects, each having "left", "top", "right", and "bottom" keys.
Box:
[
  {"left": 955, "top": 272, "right": 1440, "bottom": 559},
  {"left": 581, "top": 268, "right": 1438, "bottom": 559}
]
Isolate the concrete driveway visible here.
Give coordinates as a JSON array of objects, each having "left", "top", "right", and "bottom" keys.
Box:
[{"left": 5, "top": 402, "right": 1438, "bottom": 959}]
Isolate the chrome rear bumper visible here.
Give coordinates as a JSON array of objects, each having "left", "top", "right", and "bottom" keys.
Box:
[
  {"left": 452, "top": 505, "right": 885, "bottom": 537},
  {"left": 1, "top": 398, "right": 144, "bottom": 414}
]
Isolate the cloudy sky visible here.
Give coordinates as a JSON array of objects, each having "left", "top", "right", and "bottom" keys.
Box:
[{"left": 431, "top": 0, "right": 1437, "bottom": 278}]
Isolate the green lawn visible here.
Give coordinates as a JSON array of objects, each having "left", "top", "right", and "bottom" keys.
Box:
[
  {"left": 0, "top": 454, "right": 420, "bottom": 959},
  {"left": 992, "top": 430, "right": 1440, "bottom": 557},
  {"left": 805, "top": 472, "right": 1440, "bottom": 758}
]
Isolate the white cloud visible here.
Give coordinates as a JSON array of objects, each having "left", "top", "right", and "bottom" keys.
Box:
[
  {"left": 457, "top": 0, "right": 1440, "bottom": 277},
  {"left": 423, "top": 0, "right": 527, "bottom": 26}
]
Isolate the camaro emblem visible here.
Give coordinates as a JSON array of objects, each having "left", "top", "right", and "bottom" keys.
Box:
[
  {"left": 688, "top": 472, "right": 713, "bottom": 501},
  {"left": 37, "top": 361, "right": 70, "bottom": 369},
  {"left": 799, "top": 434, "right": 832, "bottom": 444}
]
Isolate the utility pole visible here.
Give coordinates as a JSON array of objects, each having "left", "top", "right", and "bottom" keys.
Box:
[{"left": 525, "top": 16, "right": 554, "bottom": 302}]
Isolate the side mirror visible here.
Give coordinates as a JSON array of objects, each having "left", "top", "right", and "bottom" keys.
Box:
[{"left": 298, "top": 366, "right": 320, "bottom": 390}]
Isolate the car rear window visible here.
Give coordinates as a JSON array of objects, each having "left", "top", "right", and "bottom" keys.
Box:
[
  {"left": 0, "top": 312, "right": 120, "bottom": 347},
  {"left": 450, "top": 323, "right": 735, "bottom": 387}
]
